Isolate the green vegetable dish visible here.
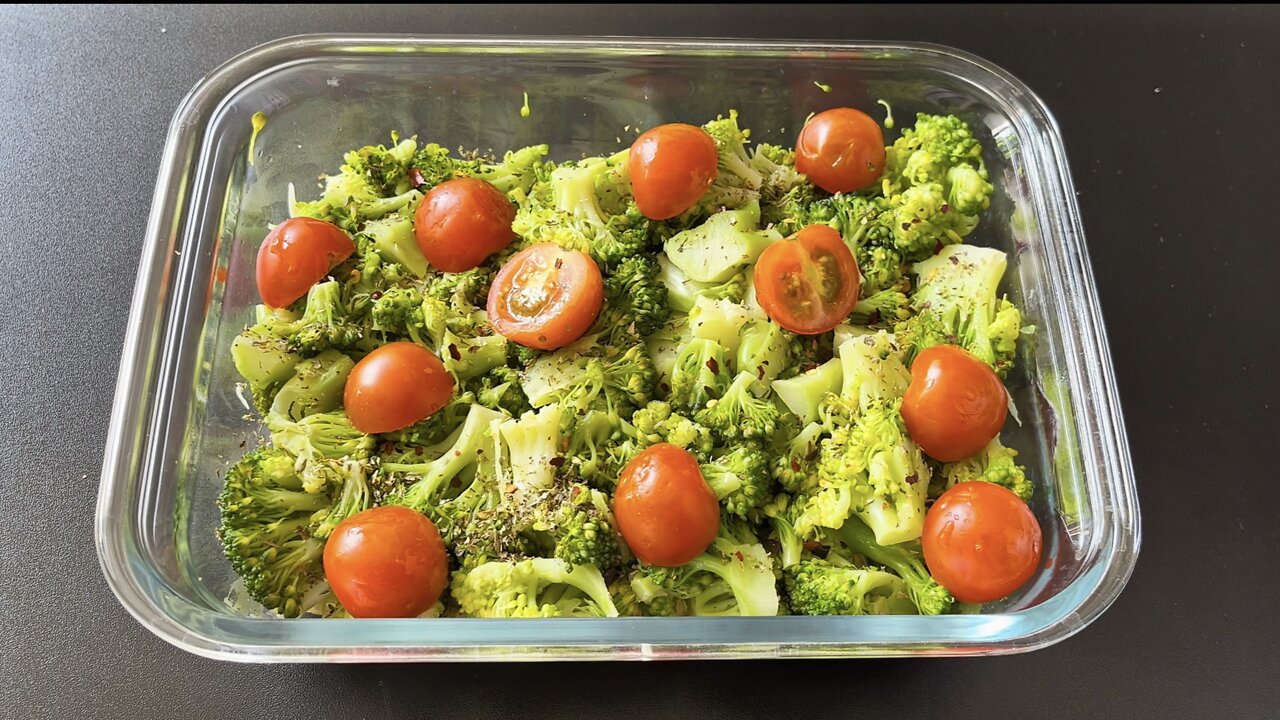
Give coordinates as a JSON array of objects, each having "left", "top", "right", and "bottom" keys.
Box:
[{"left": 223, "top": 105, "right": 1040, "bottom": 620}]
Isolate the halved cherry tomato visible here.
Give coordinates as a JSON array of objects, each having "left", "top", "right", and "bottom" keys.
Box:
[
  {"left": 343, "top": 342, "right": 454, "bottom": 434},
  {"left": 323, "top": 506, "right": 449, "bottom": 618},
  {"left": 414, "top": 177, "right": 516, "bottom": 272},
  {"left": 256, "top": 217, "right": 355, "bottom": 308},
  {"left": 629, "top": 123, "right": 719, "bottom": 220},
  {"left": 614, "top": 444, "right": 720, "bottom": 567},
  {"left": 922, "top": 482, "right": 1043, "bottom": 604},
  {"left": 753, "top": 224, "right": 860, "bottom": 335},
  {"left": 901, "top": 345, "right": 1007, "bottom": 462},
  {"left": 487, "top": 243, "right": 604, "bottom": 350},
  {"left": 795, "top": 107, "right": 886, "bottom": 193}
]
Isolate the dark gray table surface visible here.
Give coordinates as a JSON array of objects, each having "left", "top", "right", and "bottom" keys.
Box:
[{"left": 2, "top": 4, "right": 1276, "bottom": 718}]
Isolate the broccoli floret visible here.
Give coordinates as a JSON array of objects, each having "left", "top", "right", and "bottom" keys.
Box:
[
  {"left": 408, "top": 141, "right": 462, "bottom": 190},
  {"left": 266, "top": 410, "right": 374, "bottom": 480},
  {"left": 563, "top": 409, "right": 625, "bottom": 483},
  {"left": 735, "top": 319, "right": 792, "bottom": 382},
  {"left": 656, "top": 255, "right": 748, "bottom": 313},
  {"left": 371, "top": 289, "right": 507, "bottom": 381},
  {"left": 695, "top": 371, "right": 780, "bottom": 441},
  {"left": 663, "top": 201, "right": 780, "bottom": 283},
  {"left": 749, "top": 142, "right": 808, "bottom": 206},
  {"left": 696, "top": 110, "right": 765, "bottom": 214},
  {"left": 230, "top": 327, "right": 303, "bottom": 415},
  {"left": 771, "top": 359, "right": 842, "bottom": 425},
  {"left": 267, "top": 350, "right": 355, "bottom": 421},
  {"left": 512, "top": 157, "right": 651, "bottom": 266},
  {"left": 881, "top": 113, "right": 994, "bottom": 257},
  {"left": 770, "top": 421, "right": 826, "bottom": 494},
  {"left": 905, "top": 244, "right": 1024, "bottom": 375},
  {"left": 688, "top": 296, "right": 759, "bottom": 356},
  {"left": 786, "top": 556, "right": 915, "bottom": 616},
  {"left": 702, "top": 443, "right": 772, "bottom": 518},
  {"left": 524, "top": 483, "right": 622, "bottom": 570},
  {"left": 461, "top": 144, "right": 550, "bottom": 196},
  {"left": 468, "top": 366, "right": 532, "bottom": 417},
  {"left": 858, "top": 245, "right": 907, "bottom": 296},
  {"left": 305, "top": 458, "right": 374, "bottom": 539},
  {"left": 258, "top": 281, "right": 362, "bottom": 355},
  {"left": 290, "top": 136, "right": 421, "bottom": 227},
  {"left": 646, "top": 316, "right": 690, "bottom": 389},
  {"left": 762, "top": 493, "right": 804, "bottom": 568},
  {"left": 217, "top": 448, "right": 332, "bottom": 617},
  {"left": 382, "top": 404, "right": 506, "bottom": 513},
  {"left": 798, "top": 400, "right": 932, "bottom": 546},
  {"left": 610, "top": 575, "right": 647, "bottom": 617},
  {"left": 379, "top": 391, "right": 480, "bottom": 454},
  {"left": 451, "top": 557, "right": 619, "bottom": 618},
  {"left": 593, "top": 255, "right": 671, "bottom": 345},
  {"left": 630, "top": 401, "right": 716, "bottom": 461},
  {"left": 495, "top": 405, "right": 561, "bottom": 496},
  {"left": 832, "top": 517, "right": 954, "bottom": 616},
  {"left": 357, "top": 216, "right": 428, "bottom": 278},
  {"left": 849, "top": 285, "right": 913, "bottom": 328},
  {"left": 939, "top": 437, "right": 1033, "bottom": 501},
  {"left": 633, "top": 520, "right": 779, "bottom": 616},
  {"left": 836, "top": 330, "right": 912, "bottom": 413},
  {"left": 421, "top": 265, "right": 495, "bottom": 307},
  {"left": 668, "top": 338, "right": 732, "bottom": 414}
]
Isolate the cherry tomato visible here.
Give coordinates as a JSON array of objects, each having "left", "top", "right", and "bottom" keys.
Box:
[
  {"left": 614, "top": 444, "right": 720, "bottom": 567},
  {"left": 753, "top": 224, "right": 860, "bottom": 335},
  {"left": 487, "top": 243, "right": 604, "bottom": 350},
  {"left": 323, "top": 506, "right": 449, "bottom": 618},
  {"left": 256, "top": 217, "right": 355, "bottom": 308},
  {"left": 795, "top": 107, "right": 886, "bottom": 193},
  {"left": 628, "top": 123, "right": 719, "bottom": 220},
  {"left": 901, "top": 345, "right": 1008, "bottom": 462},
  {"left": 343, "top": 342, "right": 454, "bottom": 434},
  {"left": 922, "top": 482, "right": 1043, "bottom": 604},
  {"left": 414, "top": 178, "right": 516, "bottom": 272}
]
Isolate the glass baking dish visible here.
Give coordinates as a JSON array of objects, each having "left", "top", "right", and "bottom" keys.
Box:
[{"left": 96, "top": 34, "right": 1139, "bottom": 662}]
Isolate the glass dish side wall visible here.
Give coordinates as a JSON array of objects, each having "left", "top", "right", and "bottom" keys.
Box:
[{"left": 98, "top": 37, "right": 1137, "bottom": 661}]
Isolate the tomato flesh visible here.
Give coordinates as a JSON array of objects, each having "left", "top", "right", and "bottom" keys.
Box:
[
  {"left": 753, "top": 224, "right": 860, "bottom": 335},
  {"left": 901, "top": 345, "right": 1007, "bottom": 462},
  {"left": 256, "top": 217, "right": 355, "bottom": 308},
  {"left": 343, "top": 342, "right": 454, "bottom": 434},
  {"left": 323, "top": 506, "right": 449, "bottom": 618},
  {"left": 614, "top": 444, "right": 720, "bottom": 567},
  {"left": 414, "top": 177, "right": 516, "bottom": 272},
  {"left": 629, "top": 123, "right": 719, "bottom": 220},
  {"left": 795, "top": 107, "right": 886, "bottom": 193},
  {"left": 487, "top": 243, "right": 604, "bottom": 350},
  {"left": 923, "top": 482, "right": 1042, "bottom": 604}
]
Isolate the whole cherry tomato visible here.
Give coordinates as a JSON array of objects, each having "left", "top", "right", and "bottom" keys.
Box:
[
  {"left": 629, "top": 123, "right": 719, "bottom": 220},
  {"left": 256, "top": 217, "right": 355, "bottom": 308},
  {"left": 343, "top": 342, "right": 454, "bottom": 434},
  {"left": 323, "top": 506, "right": 449, "bottom": 618},
  {"left": 614, "top": 443, "right": 720, "bottom": 567},
  {"left": 922, "top": 482, "right": 1043, "bottom": 604},
  {"left": 414, "top": 177, "right": 516, "bottom": 272},
  {"left": 795, "top": 107, "right": 886, "bottom": 193},
  {"left": 901, "top": 344, "right": 1008, "bottom": 462}
]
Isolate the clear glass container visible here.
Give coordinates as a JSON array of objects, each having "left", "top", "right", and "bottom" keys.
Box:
[{"left": 96, "top": 35, "right": 1139, "bottom": 662}]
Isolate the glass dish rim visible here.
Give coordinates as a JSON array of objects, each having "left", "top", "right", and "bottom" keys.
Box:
[{"left": 95, "top": 32, "right": 1140, "bottom": 662}]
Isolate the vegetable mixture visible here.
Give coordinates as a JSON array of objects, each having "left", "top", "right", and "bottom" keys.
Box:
[{"left": 221, "top": 105, "right": 1042, "bottom": 619}]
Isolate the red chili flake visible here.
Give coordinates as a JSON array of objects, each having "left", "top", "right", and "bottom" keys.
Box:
[
  {"left": 734, "top": 551, "right": 745, "bottom": 562},
  {"left": 381, "top": 441, "right": 396, "bottom": 455},
  {"left": 570, "top": 485, "right": 582, "bottom": 499},
  {"left": 911, "top": 218, "right": 921, "bottom": 225},
  {"left": 706, "top": 357, "right": 720, "bottom": 374},
  {"left": 948, "top": 254, "right": 960, "bottom": 265},
  {"left": 554, "top": 257, "right": 563, "bottom": 269},
  {"left": 659, "top": 382, "right": 671, "bottom": 394},
  {"left": 901, "top": 223, "right": 912, "bottom": 231},
  {"left": 790, "top": 458, "right": 801, "bottom": 473},
  {"left": 868, "top": 310, "right": 881, "bottom": 325},
  {"left": 370, "top": 291, "right": 383, "bottom": 300},
  {"left": 448, "top": 343, "right": 462, "bottom": 361},
  {"left": 409, "top": 168, "right": 426, "bottom": 187},
  {"left": 415, "top": 447, "right": 424, "bottom": 456},
  {"left": 549, "top": 456, "right": 565, "bottom": 468},
  {"left": 905, "top": 473, "right": 919, "bottom": 485}
]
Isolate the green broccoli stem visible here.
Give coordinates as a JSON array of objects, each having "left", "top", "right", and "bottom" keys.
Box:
[{"left": 834, "top": 517, "right": 953, "bottom": 615}]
